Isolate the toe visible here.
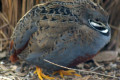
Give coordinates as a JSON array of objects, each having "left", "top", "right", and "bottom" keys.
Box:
[{"left": 34, "top": 66, "right": 55, "bottom": 80}]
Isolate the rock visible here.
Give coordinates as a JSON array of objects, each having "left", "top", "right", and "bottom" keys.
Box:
[
  {"left": 0, "top": 51, "right": 7, "bottom": 59},
  {"left": 77, "top": 63, "right": 84, "bottom": 68},
  {"left": 93, "top": 51, "right": 118, "bottom": 62}
]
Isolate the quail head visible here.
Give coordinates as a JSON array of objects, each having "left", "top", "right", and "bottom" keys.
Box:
[{"left": 9, "top": 0, "right": 111, "bottom": 79}]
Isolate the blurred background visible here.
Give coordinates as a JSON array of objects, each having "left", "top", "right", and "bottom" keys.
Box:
[{"left": 0, "top": 0, "right": 120, "bottom": 51}]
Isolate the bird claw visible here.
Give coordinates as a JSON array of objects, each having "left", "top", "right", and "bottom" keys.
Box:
[
  {"left": 53, "top": 70, "right": 82, "bottom": 78},
  {"left": 34, "top": 66, "right": 55, "bottom": 80}
]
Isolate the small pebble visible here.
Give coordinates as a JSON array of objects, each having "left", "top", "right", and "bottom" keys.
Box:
[
  {"left": 0, "top": 61, "right": 4, "bottom": 65},
  {"left": 10, "top": 65, "right": 18, "bottom": 70},
  {"left": 0, "top": 51, "right": 7, "bottom": 59},
  {"left": 109, "top": 63, "right": 117, "bottom": 69},
  {"left": 77, "top": 63, "right": 84, "bottom": 69},
  {"left": 93, "top": 51, "right": 118, "bottom": 62}
]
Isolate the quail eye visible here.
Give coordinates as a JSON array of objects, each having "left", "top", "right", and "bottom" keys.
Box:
[
  {"left": 88, "top": 19, "right": 109, "bottom": 34},
  {"left": 95, "top": 18, "right": 99, "bottom": 21}
]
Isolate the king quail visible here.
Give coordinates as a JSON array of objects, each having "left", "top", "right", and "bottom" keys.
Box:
[{"left": 9, "top": 0, "right": 111, "bottom": 80}]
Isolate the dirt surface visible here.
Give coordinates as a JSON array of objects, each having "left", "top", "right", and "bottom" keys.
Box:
[{"left": 0, "top": 50, "right": 120, "bottom": 80}]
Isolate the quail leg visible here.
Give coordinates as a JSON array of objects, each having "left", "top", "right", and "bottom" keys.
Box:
[
  {"left": 53, "top": 70, "right": 81, "bottom": 78},
  {"left": 34, "top": 66, "right": 55, "bottom": 80}
]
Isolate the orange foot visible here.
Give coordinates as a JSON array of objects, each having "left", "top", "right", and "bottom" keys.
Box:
[
  {"left": 34, "top": 66, "right": 55, "bottom": 80},
  {"left": 53, "top": 70, "right": 82, "bottom": 78}
]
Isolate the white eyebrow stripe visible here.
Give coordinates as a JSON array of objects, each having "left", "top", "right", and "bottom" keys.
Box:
[
  {"left": 90, "top": 22, "right": 101, "bottom": 27},
  {"left": 101, "top": 29, "right": 109, "bottom": 33}
]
